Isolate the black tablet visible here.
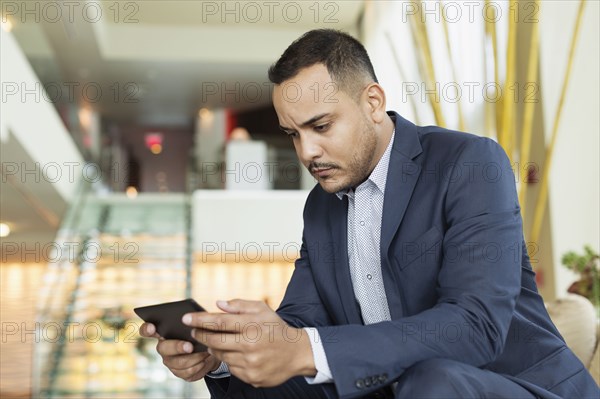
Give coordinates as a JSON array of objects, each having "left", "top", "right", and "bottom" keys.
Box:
[{"left": 134, "top": 298, "right": 208, "bottom": 352}]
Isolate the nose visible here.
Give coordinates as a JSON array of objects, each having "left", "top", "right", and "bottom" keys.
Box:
[{"left": 297, "top": 133, "right": 323, "bottom": 162}]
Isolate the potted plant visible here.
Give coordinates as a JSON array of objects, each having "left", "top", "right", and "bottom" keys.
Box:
[{"left": 561, "top": 245, "right": 600, "bottom": 310}]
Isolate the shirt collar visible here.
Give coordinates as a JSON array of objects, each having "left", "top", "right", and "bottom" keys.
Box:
[{"left": 335, "top": 128, "right": 396, "bottom": 200}]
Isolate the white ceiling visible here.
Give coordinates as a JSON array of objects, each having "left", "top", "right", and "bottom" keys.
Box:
[{"left": 9, "top": 0, "right": 365, "bottom": 126}]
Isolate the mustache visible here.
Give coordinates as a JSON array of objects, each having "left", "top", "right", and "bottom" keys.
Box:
[{"left": 308, "top": 162, "right": 339, "bottom": 173}]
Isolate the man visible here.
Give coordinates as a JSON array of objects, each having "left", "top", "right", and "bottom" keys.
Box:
[{"left": 140, "top": 29, "right": 599, "bottom": 398}]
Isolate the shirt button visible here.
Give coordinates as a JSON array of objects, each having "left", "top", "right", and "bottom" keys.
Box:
[
  {"left": 367, "top": 274, "right": 372, "bottom": 280},
  {"left": 360, "top": 221, "right": 365, "bottom": 226}
]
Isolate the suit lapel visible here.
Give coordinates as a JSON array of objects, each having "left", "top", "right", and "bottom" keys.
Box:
[
  {"left": 381, "top": 113, "right": 423, "bottom": 256},
  {"left": 380, "top": 114, "right": 423, "bottom": 319},
  {"left": 380, "top": 155, "right": 421, "bottom": 255},
  {"left": 379, "top": 152, "right": 420, "bottom": 319},
  {"left": 329, "top": 195, "right": 363, "bottom": 325}
]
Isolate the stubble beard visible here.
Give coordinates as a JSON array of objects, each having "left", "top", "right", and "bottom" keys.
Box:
[{"left": 318, "top": 120, "right": 378, "bottom": 194}]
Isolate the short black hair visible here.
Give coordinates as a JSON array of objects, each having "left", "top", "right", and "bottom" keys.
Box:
[{"left": 268, "top": 29, "right": 378, "bottom": 99}]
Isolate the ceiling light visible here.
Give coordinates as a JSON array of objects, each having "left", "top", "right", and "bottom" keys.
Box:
[{"left": 0, "top": 223, "right": 10, "bottom": 237}]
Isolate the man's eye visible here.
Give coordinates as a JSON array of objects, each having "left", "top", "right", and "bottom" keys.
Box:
[
  {"left": 314, "top": 124, "right": 330, "bottom": 132},
  {"left": 287, "top": 132, "right": 298, "bottom": 138}
]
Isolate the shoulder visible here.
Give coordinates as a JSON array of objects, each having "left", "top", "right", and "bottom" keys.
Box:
[{"left": 417, "top": 125, "right": 509, "bottom": 164}]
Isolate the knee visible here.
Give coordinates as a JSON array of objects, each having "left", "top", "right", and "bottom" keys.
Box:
[{"left": 395, "top": 358, "right": 466, "bottom": 399}]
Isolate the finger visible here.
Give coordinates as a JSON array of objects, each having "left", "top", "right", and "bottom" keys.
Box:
[
  {"left": 217, "top": 299, "right": 267, "bottom": 314},
  {"left": 139, "top": 322, "right": 160, "bottom": 338},
  {"left": 181, "top": 359, "right": 218, "bottom": 382},
  {"left": 182, "top": 312, "right": 258, "bottom": 332},
  {"left": 170, "top": 359, "right": 208, "bottom": 381},
  {"left": 163, "top": 351, "right": 211, "bottom": 371},
  {"left": 192, "top": 330, "right": 243, "bottom": 351},
  {"left": 210, "top": 349, "right": 244, "bottom": 369},
  {"left": 156, "top": 339, "right": 195, "bottom": 356}
]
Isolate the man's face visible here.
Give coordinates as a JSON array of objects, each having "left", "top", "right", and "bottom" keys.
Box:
[{"left": 273, "top": 64, "right": 379, "bottom": 193}]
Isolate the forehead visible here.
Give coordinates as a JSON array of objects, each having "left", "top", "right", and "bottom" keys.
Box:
[{"left": 272, "top": 64, "right": 351, "bottom": 121}]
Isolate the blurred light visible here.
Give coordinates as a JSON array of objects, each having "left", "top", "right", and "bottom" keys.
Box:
[
  {"left": 125, "top": 187, "right": 138, "bottom": 199},
  {"left": 1, "top": 18, "right": 13, "bottom": 32},
  {"left": 230, "top": 127, "right": 251, "bottom": 141},
  {"left": 199, "top": 108, "right": 215, "bottom": 132},
  {"left": 5, "top": 264, "right": 22, "bottom": 300},
  {"left": 78, "top": 107, "right": 92, "bottom": 131},
  {"left": 150, "top": 143, "right": 162, "bottom": 154},
  {"left": 199, "top": 108, "right": 213, "bottom": 120},
  {"left": 145, "top": 132, "right": 163, "bottom": 154},
  {"left": 0, "top": 223, "right": 10, "bottom": 237}
]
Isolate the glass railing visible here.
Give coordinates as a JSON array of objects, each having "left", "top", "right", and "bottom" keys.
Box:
[
  {"left": 31, "top": 177, "right": 209, "bottom": 397},
  {"left": 32, "top": 178, "right": 91, "bottom": 397}
]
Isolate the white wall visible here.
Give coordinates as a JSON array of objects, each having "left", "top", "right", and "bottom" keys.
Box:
[
  {"left": 192, "top": 190, "right": 309, "bottom": 262},
  {"left": 225, "top": 141, "right": 273, "bottom": 190},
  {"left": 540, "top": 1, "right": 600, "bottom": 296}
]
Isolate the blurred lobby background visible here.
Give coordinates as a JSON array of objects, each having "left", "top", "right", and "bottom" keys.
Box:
[{"left": 1, "top": 1, "right": 598, "bottom": 398}]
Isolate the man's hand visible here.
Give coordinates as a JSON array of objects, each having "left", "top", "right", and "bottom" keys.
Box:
[
  {"left": 184, "top": 299, "right": 316, "bottom": 388},
  {"left": 139, "top": 322, "right": 222, "bottom": 382}
]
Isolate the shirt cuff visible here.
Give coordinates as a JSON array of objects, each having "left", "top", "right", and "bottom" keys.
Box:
[
  {"left": 303, "top": 327, "right": 333, "bottom": 384},
  {"left": 205, "top": 361, "right": 230, "bottom": 379}
]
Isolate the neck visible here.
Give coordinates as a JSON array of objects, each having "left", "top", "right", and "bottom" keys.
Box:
[{"left": 370, "top": 115, "right": 395, "bottom": 168}]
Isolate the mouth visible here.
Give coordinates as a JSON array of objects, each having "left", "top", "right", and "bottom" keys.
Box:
[{"left": 311, "top": 168, "right": 334, "bottom": 178}]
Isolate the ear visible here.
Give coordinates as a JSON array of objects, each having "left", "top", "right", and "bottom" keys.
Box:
[{"left": 363, "top": 83, "right": 387, "bottom": 124}]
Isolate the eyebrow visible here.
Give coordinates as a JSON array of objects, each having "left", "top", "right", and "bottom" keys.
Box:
[{"left": 279, "top": 113, "right": 330, "bottom": 132}]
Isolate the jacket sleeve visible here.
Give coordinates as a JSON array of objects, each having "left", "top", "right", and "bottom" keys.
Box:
[{"left": 317, "top": 137, "right": 524, "bottom": 399}]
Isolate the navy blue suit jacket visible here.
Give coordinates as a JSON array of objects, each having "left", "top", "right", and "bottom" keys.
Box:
[{"left": 276, "top": 112, "right": 598, "bottom": 398}]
